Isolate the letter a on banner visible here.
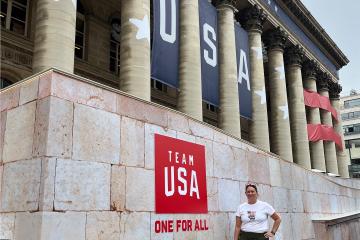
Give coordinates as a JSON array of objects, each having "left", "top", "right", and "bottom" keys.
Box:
[
  {"left": 235, "top": 23, "right": 252, "bottom": 119},
  {"left": 151, "top": 0, "right": 179, "bottom": 88}
]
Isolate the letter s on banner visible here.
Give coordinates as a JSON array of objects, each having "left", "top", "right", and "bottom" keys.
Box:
[
  {"left": 160, "top": 0, "right": 176, "bottom": 43},
  {"left": 203, "top": 23, "right": 217, "bottom": 67}
]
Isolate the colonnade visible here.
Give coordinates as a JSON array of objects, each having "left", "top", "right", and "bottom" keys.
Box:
[{"left": 31, "top": 0, "right": 350, "bottom": 177}]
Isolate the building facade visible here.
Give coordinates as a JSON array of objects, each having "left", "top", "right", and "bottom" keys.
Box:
[
  {"left": 0, "top": 0, "right": 352, "bottom": 177},
  {"left": 1, "top": 0, "right": 360, "bottom": 239},
  {"left": 341, "top": 92, "right": 360, "bottom": 178}
]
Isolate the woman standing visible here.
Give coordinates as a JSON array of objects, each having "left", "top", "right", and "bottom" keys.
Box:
[{"left": 233, "top": 183, "right": 281, "bottom": 240}]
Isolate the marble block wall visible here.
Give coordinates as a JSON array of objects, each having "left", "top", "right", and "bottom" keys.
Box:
[{"left": 1, "top": 69, "right": 360, "bottom": 240}]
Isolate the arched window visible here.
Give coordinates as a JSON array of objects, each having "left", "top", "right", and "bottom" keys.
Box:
[
  {"left": 109, "top": 18, "right": 120, "bottom": 74},
  {"left": 1, "top": 0, "right": 29, "bottom": 36},
  {"left": 75, "top": 0, "right": 86, "bottom": 59}
]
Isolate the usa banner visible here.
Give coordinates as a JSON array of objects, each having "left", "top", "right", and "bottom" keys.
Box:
[
  {"left": 151, "top": 0, "right": 180, "bottom": 88},
  {"left": 235, "top": 22, "right": 252, "bottom": 119},
  {"left": 199, "top": 0, "right": 219, "bottom": 106}
]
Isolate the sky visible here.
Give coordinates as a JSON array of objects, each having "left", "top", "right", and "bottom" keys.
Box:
[{"left": 301, "top": 0, "right": 360, "bottom": 96}]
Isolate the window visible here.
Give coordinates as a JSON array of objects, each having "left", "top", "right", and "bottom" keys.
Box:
[
  {"left": 344, "top": 99, "right": 360, "bottom": 109},
  {"left": 1, "top": 0, "right": 28, "bottom": 35},
  {"left": 109, "top": 18, "right": 120, "bottom": 74},
  {"left": 341, "top": 113, "right": 349, "bottom": 120},
  {"left": 341, "top": 111, "right": 360, "bottom": 121},
  {"left": 75, "top": 1, "right": 85, "bottom": 59},
  {"left": 151, "top": 79, "right": 167, "bottom": 93},
  {"left": 206, "top": 103, "right": 216, "bottom": 112},
  {"left": 0, "top": 77, "right": 13, "bottom": 89}
]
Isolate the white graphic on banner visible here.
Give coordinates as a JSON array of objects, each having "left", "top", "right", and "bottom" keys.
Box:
[
  {"left": 251, "top": 46, "right": 263, "bottom": 60},
  {"left": 275, "top": 66, "right": 285, "bottom": 80},
  {"left": 130, "top": 15, "right": 150, "bottom": 43},
  {"left": 203, "top": 23, "right": 217, "bottom": 67},
  {"left": 238, "top": 49, "right": 250, "bottom": 91},
  {"left": 279, "top": 104, "right": 289, "bottom": 119},
  {"left": 255, "top": 87, "right": 267, "bottom": 104},
  {"left": 160, "top": 0, "right": 176, "bottom": 43}
]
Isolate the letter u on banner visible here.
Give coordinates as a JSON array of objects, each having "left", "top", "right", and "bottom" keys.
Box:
[{"left": 151, "top": 0, "right": 180, "bottom": 88}]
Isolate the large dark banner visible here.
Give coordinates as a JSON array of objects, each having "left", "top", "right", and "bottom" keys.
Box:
[
  {"left": 199, "top": 0, "right": 219, "bottom": 105},
  {"left": 235, "top": 23, "right": 252, "bottom": 119},
  {"left": 151, "top": 0, "right": 179, "bottom": 87}
]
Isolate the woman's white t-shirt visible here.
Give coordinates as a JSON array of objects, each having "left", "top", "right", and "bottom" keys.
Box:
[{"left": 235, "top": 200, "right": 275, "bottom": 233}]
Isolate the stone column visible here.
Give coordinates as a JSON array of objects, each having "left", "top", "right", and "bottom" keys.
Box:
[
  {"left": 177, "top": 0, "right": 203, "bottom": 121},
  {"left": 264, "top": 27, "right": 293, "bottom": 162},
  {"left": 302, "top": 60, "right": 326, "bottom": 172},
  {"left": 329, "top": 83, "right": 351, "bottom": 178},
  {"left": 33, "top": 0, "right": 77, "bottom": 73},
  {"left": 317, "top": 73, "right": 339, "bottom": 175},
  {"left": 119, "top": 0, "right": 151, "bottom": 101},
  {"left": 237, "top": 5, "right": 270, "bottom": 150},
  {"left": 284, "top": 45, "right": 311, "bottom": 169},
  {"left": 215, "top": 1, "right": 241, "bottom": 138}
]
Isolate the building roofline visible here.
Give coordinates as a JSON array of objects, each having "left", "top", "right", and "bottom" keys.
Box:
[{"left": 281, "top": 0, "right": 349, "bottom": 68}]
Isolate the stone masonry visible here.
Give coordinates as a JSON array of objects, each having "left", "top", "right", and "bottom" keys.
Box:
[{"left": 0, "top": 69, "right": 360, "bottom": 240}]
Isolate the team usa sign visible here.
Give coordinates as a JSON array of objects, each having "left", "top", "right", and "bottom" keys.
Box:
[{"left": 154, "top": 134, "right": 209, "bottom": 233}]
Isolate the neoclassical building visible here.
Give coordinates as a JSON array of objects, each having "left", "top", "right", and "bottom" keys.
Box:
[
  {"left": 2, "top": 0, "right": 360, "bottom": 239},
  {"left": 1, "top": 0, "right": 351, "bottom": 176}
]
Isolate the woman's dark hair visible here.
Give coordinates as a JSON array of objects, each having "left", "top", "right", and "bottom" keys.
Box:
[{"left": 245, "top": 184, "right": 258, "bottom": 193}]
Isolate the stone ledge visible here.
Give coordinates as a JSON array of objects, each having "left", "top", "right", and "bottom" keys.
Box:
[{"left": 312, "top": 211, "right": 360, "bottom": 226}]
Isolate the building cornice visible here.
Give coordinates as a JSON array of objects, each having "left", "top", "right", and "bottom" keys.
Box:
[{"left": 280, "top": 0, "right": 349, "bottom": 68}]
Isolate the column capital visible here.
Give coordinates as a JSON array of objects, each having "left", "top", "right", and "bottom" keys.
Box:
[
  {"left": 329, "top": 82, "right": 342, "bottom": 100},
  {"left": 236, "top": 4, "right": 267, "bottom": 33},
  {"left": 284, "top": 45, "right": 305, "bottom": 67},
  {"left": 302, "top": 60, "right": 319, "bottom": 79},
  {"left": 317, "top": 71, "right": 332, "bottom": 92},
  {"left": 263, "top": 27, "right": 288, "bottom": 51},
  {"left": 213, "top": 0, "right": 237, "bottom": 11}
]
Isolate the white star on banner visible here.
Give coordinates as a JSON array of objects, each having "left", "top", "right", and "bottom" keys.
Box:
[
  {"left": 129, "top": 15, "right": 150, "bottom": 43},
  {"left": 255, "top": 87, "right": 266, "bottom": 104},
  {"left": 251, "top": 47, "right": 263, "bottom": 60},
  {"left": 275, "top": 66, "right": 285, "bottom": 80},
  {"left": 268, "top": 0, "right": 271, "bottom": 5},
  {"left": 279, "top": 104, "right": 289, "bottom": 119},
  {"left": 275, "top": 5, "right": 278, "bottom": 12}
]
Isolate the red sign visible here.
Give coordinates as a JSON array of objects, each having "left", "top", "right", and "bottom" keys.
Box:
[{"left": 155, "top": 134, "right": 208, "bottom": 213}]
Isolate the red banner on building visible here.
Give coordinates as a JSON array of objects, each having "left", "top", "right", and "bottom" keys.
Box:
[
  {"left": 307, "top": 124, "right": 343, "bottom": 150},
  {"left": 155, "top": 134, "right": 208, "bottom": 213},
  {"left": 303, "top": 89, "right": 338, "bottom": 121}
]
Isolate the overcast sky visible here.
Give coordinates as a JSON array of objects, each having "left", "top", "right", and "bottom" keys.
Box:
[{"left": 301, "top": 0, "right": 360, "bottom": 96}]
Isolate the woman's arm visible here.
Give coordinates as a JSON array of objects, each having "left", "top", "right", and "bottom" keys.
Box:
[
  {"left": 234, "top": 216, "right": 242, "bottom": 240},
  {"left": 264, "top": 212, "right": 281, "bottom": 238}
]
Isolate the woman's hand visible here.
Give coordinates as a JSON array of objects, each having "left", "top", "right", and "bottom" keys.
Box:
[{"left": 264, "top": 231, "right": 274, "bottom": 238}]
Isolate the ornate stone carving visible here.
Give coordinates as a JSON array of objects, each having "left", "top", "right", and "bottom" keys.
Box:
[
  {"left": 329, "top": 82, "right": 342, "bottom": 100},
  {"left": 316, "top": 71, "right": 331, "bottom": 91},
  {"left": 236, "top": 4, "right": 267, "bottom": 33},
  {"left": 213, "top": 0, "right": 237, "bottom": 9},
  {"left": 263, "top": 27, "right": 288, "bottom": 51},
  {"left": 302, "top": 60, "right": 319, "bottom": 79},
  {"left": 284, "top": 45, "right": 305, "bottom": 66}
]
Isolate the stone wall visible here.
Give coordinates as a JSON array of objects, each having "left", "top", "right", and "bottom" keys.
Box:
[{"left": 1, "top": 69, "right": 360, "bottom": 240}]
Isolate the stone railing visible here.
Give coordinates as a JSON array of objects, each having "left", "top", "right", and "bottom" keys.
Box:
[{"left": 312, "top": 212, "right": 360, "bottom": 240}]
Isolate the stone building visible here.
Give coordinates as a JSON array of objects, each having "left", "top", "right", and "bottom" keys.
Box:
[
  {"left": 1, "top": 0, "right": 360, "bottom": 239},
  {"left": 340, "top": 92, "right": 360, "bottom": 178}
]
